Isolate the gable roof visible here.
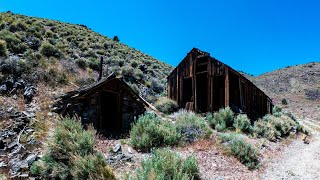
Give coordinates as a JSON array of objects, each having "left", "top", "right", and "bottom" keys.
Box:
[
  {"left": 168, "top": 48, "right": 272, "bottom": 101},
  {"left": 56, "top": 73, "right": 157, "bottom": 111}
]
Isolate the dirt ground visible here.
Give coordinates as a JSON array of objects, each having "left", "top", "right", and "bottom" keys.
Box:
[{"left": 260, "top": 118, "right": 320, "bottom": 179}]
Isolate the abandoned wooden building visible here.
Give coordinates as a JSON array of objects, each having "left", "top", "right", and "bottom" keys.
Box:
[
  {"left": 167, "top": 48, "right": 273, "bottom": 120},
  {"left": 53, "top": 73, "right": 150, "bottom": 133}
]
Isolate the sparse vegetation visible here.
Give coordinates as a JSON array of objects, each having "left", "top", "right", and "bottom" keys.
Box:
[
  {"left": 129, "top": 112, "right": 180, "bottom": 152},
  {"left": 130, "top": 111, "right": 212, "bottom": 151},
  {"left": 281, "top": 98, "right": 288, "bottom": 105},
  {"left": 0, "top": 12, "right": 173, "bottom": 98},
  {"left": 31, "top": 117, "right": 115, "bottom": 179},
  {"left": 218, "top": 132, "right": 259, "bottom": 169},
  {"left": 175, "top": 110, "right": 212, "bottom": 143},
  {"left": 154, "top": 97, "right": 179, "bottom": 114},
  {"left": 233, "top": 114, "right": 252, "bottom": 133},
  {"left": 132, "top": 148, "right": 199, "bottom": 180},
  {"left": 40, "top": 42, "right": 61, "bottom": 58},
  {"left": 252, "top": 114, "right": 299, "bottom": 141},
  {"left": 206, "top": 107, "right": 234, "bottom": 131},
  {"left": 0, "top": 40, "right": 8, "bottom": 57}
]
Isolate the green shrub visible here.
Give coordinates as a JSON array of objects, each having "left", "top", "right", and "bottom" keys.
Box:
[
  {"left": 131, "top": 60, "right": 138, "bottom": 68},
  {"left": 0, "top": 31, "right": 28, "bottom": 54},
  {"left": 88, "top": 58, "right": 99, "bottom": 71},
  {"left": 252, "top": 119, "right": 276, "bottom": 141},
  {"left": 31, "top": 117, "right": 115, "bottom": 179},
  {"left": 207, "top": 107, "right": 234, "bottom": 131},
  {"left": 40, "top": 42, "right": 61, "bottom": 58},
  {"left": 154, "top": 97, "right": 179, "bottom": 114},
  {"left": 118, "top": 59, "right": 124, "bottom": 67},
  {"left": 132, "top": 148, "right": 199, "bottom": 180},
  {"left": 76, "top": 58, "right": 87, "bottom": 69},
  {"left": 112, "top": 35, "right": 120, "bottom": 42},
  {"left": 71, "top": 153, "right": 116, "bottom": 179},
  {"left": 175, "top": 110, "right": 212, "bottom": 142},
  {"left": 84, "top": 49, "right": 98, "bottom": 58},
  {"left": 218, "top": 132, "right": 259, "bottom": 169},
  {"left": 281, "top": 98, "right": 288, "bottom": 105},
  {"left": 0, "top": 40, "right": 7, "bottom": 57},
  {"left": 253, "top": 114, "right": 297, "bottom": 141},
  {"left": 233, "top": 114, "right": 252, "bottom": 133},
  {"left": 129, "top": 112, "right": 180, "bottom": 152},
  {"left": 272, "top": 105, "right": 282, "bottom": 114}
]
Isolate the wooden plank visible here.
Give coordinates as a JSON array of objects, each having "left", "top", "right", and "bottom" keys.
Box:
[
  {"left": 239, "top": 77, "right": 243, "bottom": 110},
  {"left": 225, "top": 67, "right": 229, "bottom": 107}
]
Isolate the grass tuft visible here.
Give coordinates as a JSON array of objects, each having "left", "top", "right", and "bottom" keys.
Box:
[{"left": 132, "top": 148, "right": 199, "bottom": 180}]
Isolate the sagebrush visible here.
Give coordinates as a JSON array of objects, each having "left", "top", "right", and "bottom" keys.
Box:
[
  {"left": 218, "top": 132, "right": 259, "bottom": 169},
  {"left": 31, "top": 117, "right": 115, "bottom": 179},
  {"left": 207, "top": 107, "right": 234, "bottom": 131},
  {"left": 131, "top": 148, "right": 199, "bottom": 180}
]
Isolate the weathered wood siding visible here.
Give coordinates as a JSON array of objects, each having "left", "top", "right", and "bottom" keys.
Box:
[{"left": 167, "top": 48, "right": 272, "bottom": 120}]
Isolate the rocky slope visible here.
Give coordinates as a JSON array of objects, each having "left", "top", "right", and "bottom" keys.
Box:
[
  {"left": 250, "top": 62, "right": 320, "bottom": 121},
  {"left": 0, "top": 11, "right": 173, "bottom": 102}
]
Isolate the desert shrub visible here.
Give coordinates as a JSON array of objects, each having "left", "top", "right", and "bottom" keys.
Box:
[
  {"left": 75, "top": 77, "right": 95, "bottom": 86},
  {"left": 252, "top": 119, "right": 276, "bottom": 141},
  {"left": 207, "top": 107, "right": 234, "bottom": 131},
  {"left": 175, "top": 110, "right": 212, "bottom": 143},
  {"left": 76, "top": 58, "right": 87, "bottom": 69},
  {"left": 218, "top": 132, "right": 259, "bottom": 169},
  {"left": 131, "top": 60, "right": 138, "bottom": 68},
  {"left": 132, "top": 148, "right": 199, "bottom": 180},
  {"left": 154, "top": 97, "right": 179, "bottom": 114},
  {"left": 45, "top": 29, "right": 54, "bottom": 38},
  {"left": 16, "top": 21, "right": 27, "bottom": 31},
  {"left": 0, "top": 40, "right": 7, "bottom": 57},
  {"left": 270, "top": 115, "right": 296, "bottom": 137},
  {"left": 0, "top": 31, "right": 28, "bottom": 54},
  {"left": 253, "top": 114, "right": 298, "bottom": 141},
  {"left": 112, "top": 35, "right": 120, "bottom": 42},
  {"left": 40, "top": 42, "right": 61, "bottom": 58},
  {"left": 121, "top": 66, "right": 134, "bottom": 77},
  {"left": 24, "top": 35, "right": 42, "bottom": 50},
  {"left": 118, "top": 59, "right": 124, "bottom": 67},
  {"left": 281, "top": 98, "right": 288, "bottom": 105},
  {"left": 151, "top": 79, "right": 164, "bottom": 93},
  {"left": 233, "top": 114, "right": 252, "bottom": 133},
  {"left": 133, "top": 69, "right": 144, "bottom": 81},
  {"left": 31, "top": 117, "right": 115, "bottom": 179},
  {"left": 71, "top": 153, "right": 115, "bottom": 179},
  {"left": 272, "top": 105, "right": 282, "bottom": 114},
  {"left": 87, "top": 58, "right": 99, "bottom": 71},
  {"left": 129, "top": 112, "right": 180, "bottom": 152},
  {"left": 84, "top": 49, "right": 98, "bottom": 58}
]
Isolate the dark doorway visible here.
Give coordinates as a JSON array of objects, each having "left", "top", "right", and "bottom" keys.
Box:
[
  {"left": 182, "top": 77, "right": 193, "bottom": 107},
  {"left": 212, "top": 75, "right": 225, "bottom": 111},
  {"left": 229, "top": 72, "right": 241, "bottom": 111},
  {"left": 100, "top": 92, "right": 121, "bottom": 130},
  {"left": 196, "top": 73, "right": 208, "bottom": 113}
]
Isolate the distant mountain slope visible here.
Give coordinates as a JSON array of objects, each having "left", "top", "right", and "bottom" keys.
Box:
[
  {"left": 250, "top": 62, "right": 320, "bottom": 120},
  {"left": 0, "top": 12, "right": 173, "bottom": 101}
]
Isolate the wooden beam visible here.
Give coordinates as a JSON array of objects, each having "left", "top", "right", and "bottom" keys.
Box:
[{"left": 225, "top": 67, "right": 229, "bottom": 107}]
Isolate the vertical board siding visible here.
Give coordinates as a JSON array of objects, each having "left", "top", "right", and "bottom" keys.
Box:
[{"left": 167, "top": 48, "right": 272, "bottom": 120}]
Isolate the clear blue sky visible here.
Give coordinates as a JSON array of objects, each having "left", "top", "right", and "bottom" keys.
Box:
[{"left": 1, "top": 0, "right": 319, "bottom": 75}]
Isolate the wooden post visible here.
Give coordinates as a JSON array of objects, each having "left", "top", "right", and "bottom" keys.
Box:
[
  {"left": 194, "top": 59, "right": 198, "bottom": 112},
  {"left": 97, "top": 56, "right": 103, "bottom": 81},
  {"left": 225, "top": 67, "right": 229, "bottom": 107}
]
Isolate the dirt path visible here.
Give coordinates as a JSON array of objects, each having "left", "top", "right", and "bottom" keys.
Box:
[{"left": 261, "top": 118, "right": 320, "bottom": 179}]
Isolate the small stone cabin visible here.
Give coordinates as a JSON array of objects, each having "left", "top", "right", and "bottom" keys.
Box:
[
  {"left": 54, "top": 73, "right": 150, "bottom": 133},
  {"left": 167, "top": 48, "right": 273, "bottom": 120}
]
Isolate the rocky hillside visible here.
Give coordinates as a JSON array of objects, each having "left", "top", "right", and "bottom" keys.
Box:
[
  {"left": 0, "top": 11, "right": 173, "bottom": 102},
  {"left": 250, "top": 62, "right": 320, "bottom": 121}
]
